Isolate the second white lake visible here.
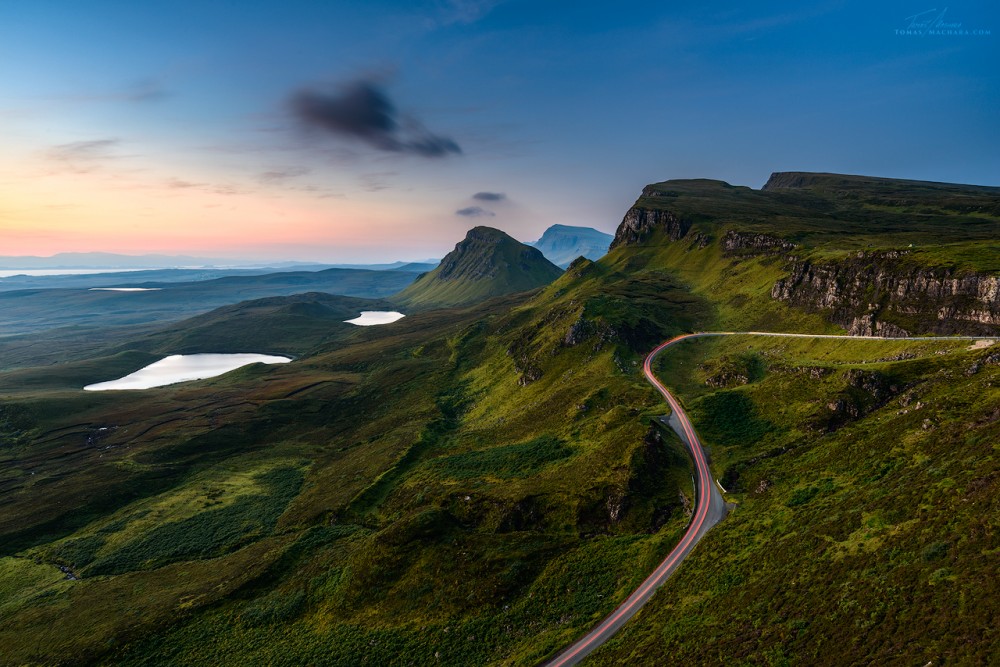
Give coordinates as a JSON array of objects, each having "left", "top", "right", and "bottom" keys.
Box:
[{"left": 344, "top": 311, "right": 406, "bottom": 326}]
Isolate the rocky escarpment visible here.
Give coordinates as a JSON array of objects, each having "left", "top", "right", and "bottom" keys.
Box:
[
  {"left": 609, "top": 207, "right": 691, "bottom": 249},
  {"left": 721, "top": 230, "right": 796, "bottom": 255},
  {"left": 772, "top": 251, "right": 1000, "bottom": 336}
]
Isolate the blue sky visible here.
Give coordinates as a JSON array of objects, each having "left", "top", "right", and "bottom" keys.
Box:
[{"left": 1, "top": 0, "right": 996, "bottom": 261}]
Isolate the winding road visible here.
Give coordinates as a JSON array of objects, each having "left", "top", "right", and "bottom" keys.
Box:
[{"left": 544, "top": 331, "right": 995, "bottom": 666}]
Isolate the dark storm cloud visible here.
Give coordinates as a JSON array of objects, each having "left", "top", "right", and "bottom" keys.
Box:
[
  {"left": 472, "top": 191, "right": 505, "bottom": 201},
  {"left": 289, "top": 79, "right": 461, "bottom": 158},
  {"left": 456, "top": 206, "right": 494, "bottom": 217}
]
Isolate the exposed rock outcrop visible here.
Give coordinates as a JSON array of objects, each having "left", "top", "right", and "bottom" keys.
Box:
[
  {"left": 721, "top": 230, "right": 796, "bottom": 256},
  {"left": 610, "top": 207, "right": 691, "bottom": 249},
  {"left": 771, "top": 251, "right": 1000, "bottom": 336},
  {"left": 823, "top": 369, "right": 904, "bottom": 431}
]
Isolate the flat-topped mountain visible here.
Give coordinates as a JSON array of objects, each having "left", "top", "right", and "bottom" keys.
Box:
[
  {"left": 608, "top": 172, "right": 1000, "bottom": 336},
  {"left": 394, "top": 226, "right": 562, "bottom": 308},
  {"left": 527, "top": 224, "right": 613, "bottom": 267}
]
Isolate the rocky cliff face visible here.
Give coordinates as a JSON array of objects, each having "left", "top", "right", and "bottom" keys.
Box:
[
  {"left": 609, "top": 176, "right": 999, "bottom": 336},
  {"left": 772, "top": 251, "right": 1000, "bottom": 335},
  {"left": 609, "top": 207, "right": 691, "bottom": 249},
  {"left": 721, "top": 230, "right": 796, "bottom": 255}
]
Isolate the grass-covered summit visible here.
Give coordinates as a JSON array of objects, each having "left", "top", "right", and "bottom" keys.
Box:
[{"left": 394, "top": 226, "right": 562, "bottom": 308}]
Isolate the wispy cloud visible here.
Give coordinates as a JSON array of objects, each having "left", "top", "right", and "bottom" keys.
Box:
[
  {"left": 48, "top": 78, "right": 171, "bottom": 105},
  {"left": 122, "top": 78, "right": 171, "bottom": 103},
  {"left": 45, "top": 138, "right": 125, "bottom": 173},
  {"left": 359, "top": 171, "right": 398, "bottom": 192},
  {"left": 456, "top": 206, "right": 494, "bottom": 217},
  {"left": 430, "top": 0, "right": 504, "bottom": 26},
  {"left": 166, "top": 178, "right": 206, "bottom": 189},
  {"left": 258, "top": 166, "right": 312, "bottom": 183},
  {"left": 163, "top": 177, "right": 250, "bottom": 196},
  {"left": 289, "top": 78, "right": 461, "bottom": 158}
]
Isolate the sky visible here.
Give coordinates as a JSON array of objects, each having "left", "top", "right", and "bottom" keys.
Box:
[{"left": 1, "top": 0, "right": 997, "bottom": 262}]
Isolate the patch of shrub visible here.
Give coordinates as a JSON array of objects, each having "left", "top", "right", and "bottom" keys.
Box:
[
  {"left": 429, "top": 436, "right": 574, "bottom": 480},
  {"left": 50, "top": 534, "right": 105, "bottom": 569},
  {"left": 85, "top": 467, "right": 304, "bottom": 575},
  {"left": 238, "top": 589, "right": 306, "bottom": 627},
  {"left": 694, "top": 390, "right": 775, "bottom": 447},
  {"left": 922, "top": 541, "right": 950, "bottom": 562}
]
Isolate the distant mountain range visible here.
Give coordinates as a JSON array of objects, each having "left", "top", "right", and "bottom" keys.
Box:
[
  {"left": 0, "top": 267, "right": 423, "bottom": 336},
  {"left": 395, "top": 226, "right": 562, "bottom": 308},
  {"left": 527, "top": 224, "right": 613, "bottom": 267},
  {"left": 0, "top": 252, "right": 439, "bottom": 272}
]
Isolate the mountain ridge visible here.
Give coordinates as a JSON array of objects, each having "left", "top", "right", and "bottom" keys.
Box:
[{"left": 394, "top": 226, "right": 563, "bottom": 308}]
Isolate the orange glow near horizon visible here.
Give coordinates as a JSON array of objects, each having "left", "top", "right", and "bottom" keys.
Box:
[{"left": 0, "top": 164, "right": 455, "bottom": 261}]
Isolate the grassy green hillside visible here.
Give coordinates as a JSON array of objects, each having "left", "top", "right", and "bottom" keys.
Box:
[
  {"left": 591, "top": 334, "right": 1000, "bottom": 666},
  {"left": 0, "top": 173, "right": 997, "bottom": 666},
  {"left": 0, "top": 284, "right": 700, "bottom": 665},
  {"left": 395, "top": 226, "right": 563, "bottom": 309}
]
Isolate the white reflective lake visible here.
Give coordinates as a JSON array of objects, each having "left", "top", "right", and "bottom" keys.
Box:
[
  {"left": 344, "top": 311, "right": 406, "bottom": 326},
  {"left": 89, "top": 287, "right": 162, "bottom": 292},
  {"left": 84, "top": 353, "right": 291, "bottom": 391}
]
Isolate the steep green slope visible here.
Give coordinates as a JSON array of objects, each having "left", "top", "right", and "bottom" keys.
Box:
[
  {"left": 394, "top": 226, "right": 563, "bottom": 308},
  {"left": 0, "top": 172, "right": 996, "bottom": 666},
  {"left": 591, "top": 334, "right": 1000, "bottom": 666}
]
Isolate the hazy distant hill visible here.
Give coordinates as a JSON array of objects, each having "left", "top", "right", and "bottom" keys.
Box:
[
  {"left": 325, "top": 261, "right": 439, "bottom": 272},
  {"left": 0, "top": 252, "right": 245, "bottom": 269},
  {"left": 0, "top": 252, "right": 440, "bottom": 273},
  {"left": 138, "top": 292, "right": 398, "bottom": 357},
  {"left": 394, "top": 226, "right": 562, "bottom": 308},
  {"left": 0, "top": 267, "right": 421, "bottom": 336},
  {"left": 527, "top": 224, "right": 613, "bottom": 267}
]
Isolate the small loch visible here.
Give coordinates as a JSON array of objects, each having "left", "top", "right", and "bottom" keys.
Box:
[
  {"left": 344, "top": 311, "right": 406, "bottom": 326},
  {"left": 84, "top": 353, "right": 291, "bottom": 391}
]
